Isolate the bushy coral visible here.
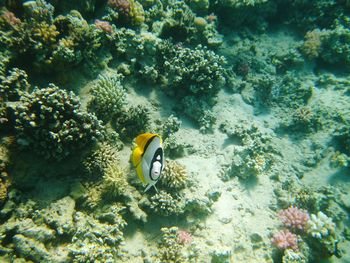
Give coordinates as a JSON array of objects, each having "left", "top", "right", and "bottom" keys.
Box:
[
  {"left": 14, "top": 85, "right": 103, "bottom": 160},
  {"left": 88, "top": 74, "right": 126, "bottom": 122},
  {"left": 159, "top": 44, "right": 226, "bottom": 99},
  {"left": 160, "top": 160, "right": 188, "bottom": 190},
  {"left": 271, "top": 230, "right": 298, "bottom": 251},
  {"left": 278, "top": 207, "right": 310, "bottom": 231}
]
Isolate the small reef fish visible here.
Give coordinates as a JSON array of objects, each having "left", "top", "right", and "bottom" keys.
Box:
[{"left": 132, "top": 133, "right": 164, "bottom": 192}]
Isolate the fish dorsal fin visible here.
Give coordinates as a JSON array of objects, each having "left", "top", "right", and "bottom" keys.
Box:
[{"left": 135, "top": 133, "right": 158, "bottom": 152}]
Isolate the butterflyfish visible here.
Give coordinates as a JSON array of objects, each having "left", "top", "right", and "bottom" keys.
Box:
[{"left": 132, "top": 133, "right": 164, "bottom": 192}]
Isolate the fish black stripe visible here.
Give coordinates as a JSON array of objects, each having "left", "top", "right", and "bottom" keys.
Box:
[{"left": 141, "top": 135, "right": 157, "bottom": 156}]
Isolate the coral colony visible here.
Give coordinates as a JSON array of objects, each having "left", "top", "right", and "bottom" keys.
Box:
[{"left": 0, "top": 0, "right": 349, "bottom": 262}]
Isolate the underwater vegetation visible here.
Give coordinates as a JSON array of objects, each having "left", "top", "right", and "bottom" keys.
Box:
[{"left": 0, "top": 0, "right": 349, "bottom": 262}]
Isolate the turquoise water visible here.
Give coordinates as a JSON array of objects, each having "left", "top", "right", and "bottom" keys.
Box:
[{"left": 0, "top": 0, "right": 349, "bottom": 262}]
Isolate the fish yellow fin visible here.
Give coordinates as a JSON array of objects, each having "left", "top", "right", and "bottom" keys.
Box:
[
  {"left": 135, "top": 133, "right": 158, "bottom": 151},
  {"left": 136, "top": 163, "right": 146, "bottom": 183},
  {"left": 132, "top": 146, "right": 143, "bottom": 167}
]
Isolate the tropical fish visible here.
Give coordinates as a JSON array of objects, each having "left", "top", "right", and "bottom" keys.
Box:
[{"left": 132, "top": 133, "right": 164, "bottom": 192}]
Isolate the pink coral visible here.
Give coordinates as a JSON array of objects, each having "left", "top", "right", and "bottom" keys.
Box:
[
  {"left": 278, "top": 206, "right": 309, "bottom": 231},
  {"left": 107, "top": 0, "right": 131, "bottom": 20},
  {"left": 271, "top": 230, "right": 298, "bottom": 251},
  {"left": 177, "top": 230, "right": 193, "bottom": 245}
]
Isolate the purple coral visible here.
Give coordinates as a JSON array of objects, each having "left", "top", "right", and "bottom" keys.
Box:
[
  {"left": 271, "top": 230, "right": 298, "bottom": 251},
  {"left": 278, "top": 206, "right": 309, "bottom": 231},
  {"left": 177, "top": 230, "right": 193, "bottom": 245},
  {"left": 107, "top": 0, "right": 132, "bottom": 21}
]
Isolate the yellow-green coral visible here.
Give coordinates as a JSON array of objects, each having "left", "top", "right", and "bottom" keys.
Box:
[
  {"left": 161, "top": 160, "right": 188, "bottom": 190},
  {"left": 83, "top": 142, "right": 118, "bottom": 177},
  {"left": 103, "top": 164, "right": 129, "bottom": 198},
  {"left": 301, "top": 29, "right": 323, "bottom": 59},
  {"left": 34, "top": 22, "right": 59, "bottom": 43}
]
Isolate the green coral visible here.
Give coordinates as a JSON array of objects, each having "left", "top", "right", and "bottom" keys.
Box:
[
  {"left": 0, "top": 68, "right": 30, "bottom": 102},
  {"left": 88, "top": 74, "right": 126, "bottom": 122},
  {"left": 159, "top": 44, "right": 226, "bottom": 98},
  {"left": 160, "top": 160, "right": 188, "bottom": 190},
  {"left": 114, "top": 105, "right": 150, "bottom": 140},
  {"left": 14, "top": 85, "right": 103, "bottom": 160}
]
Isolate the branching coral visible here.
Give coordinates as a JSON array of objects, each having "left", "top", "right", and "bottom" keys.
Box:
[
  {"left": 159, "top": 43, "right": 226, "bottom": 99},
  {"left": 161, "top": 160, "right": 188, "bottom": 190},
  {"left": 14, "top": 85, "right": 103, "bottom": 160},
  {"left": 102, "top": 164, "right": 129, "bottom": 199},
  {"left": 271, "top": 230, "right": 298, "bottom": 251},
  {"left": 278, "top": 207, "right": 310, "bottom": 231},
  {"left": 161, "top": 114, "right": 181, "bottom": 139},
  {"left": 83, "top": 142, "right": 119, "bottom": 177},
  {"left": 149, "top": 190, "right": 184, "bottom": 216},
  {"left": 155, "top": 226, "right": 187, "bottom": 263},
  {"left": 88, "top": 74, "right": 126, "bottom": 122},
  {"left": 114, "top": 105, "right": 150, "bottom": 140},
  {"left": 0, "top": 68, "right": 30, "bottom": 102},
  {"left": 106, "top": 0, "right": 145, "bottom": 26}
]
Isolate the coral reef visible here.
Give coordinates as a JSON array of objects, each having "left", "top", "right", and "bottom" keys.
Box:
[
  {"left": 106, "top": 0, "right": 145, "bottom": 26},
  {"left": 68, "top": 207, "right": 126, "bottom": 262},
  {"left": 14, "top": 85, "right": 103, "bottom": 160}
]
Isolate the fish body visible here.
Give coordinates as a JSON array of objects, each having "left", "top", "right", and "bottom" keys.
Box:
[{"left": 132, "top": 133, "right": 164, "bottom": 192}]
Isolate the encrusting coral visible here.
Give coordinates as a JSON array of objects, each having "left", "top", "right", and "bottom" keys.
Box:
[{"left": 14, "top": 84, "right": 103, "bottom": 160}]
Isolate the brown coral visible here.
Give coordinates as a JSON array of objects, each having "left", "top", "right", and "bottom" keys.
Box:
[{"left": 301, "top": 29, "right": 323, "bottom": 59}]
